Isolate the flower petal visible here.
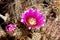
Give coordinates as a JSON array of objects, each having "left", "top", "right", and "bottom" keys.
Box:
[
  {"left": 28, "top": 27, "right": 31, "bottom": 29},
  {"left": 21, "top": 19, "right": 24, "bottom": 22},
  {"left": 21, "top": 8, "right": 45, "bottom": 29}
]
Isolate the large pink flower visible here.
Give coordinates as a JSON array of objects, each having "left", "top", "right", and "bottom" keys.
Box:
[
  {"left": 21, "top": 8, "right": 45, "bottom": 29},
  {"left": 5, "top": 24, "right": 16, "bottom": 33}
]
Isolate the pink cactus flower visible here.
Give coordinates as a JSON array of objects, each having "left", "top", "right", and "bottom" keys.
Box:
[
  {"left": 21, "top": 8, "right": 45, "bottom": 29},
  {"left": 5, "top": 24, "right": 16, "bottom": 33}
]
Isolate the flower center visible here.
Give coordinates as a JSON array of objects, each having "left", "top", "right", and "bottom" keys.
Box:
[{"left": 28, "top": 18, "right": 36, "bottom": 25}]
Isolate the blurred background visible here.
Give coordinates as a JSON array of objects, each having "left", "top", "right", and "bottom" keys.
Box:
[{"left": 0, "top": 0, "right": 60, "bottom": 40}]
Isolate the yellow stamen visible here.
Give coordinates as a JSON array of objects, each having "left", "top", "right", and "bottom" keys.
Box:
[{"left": 28, "top": 18, "right": 36, "bottom": 25}]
